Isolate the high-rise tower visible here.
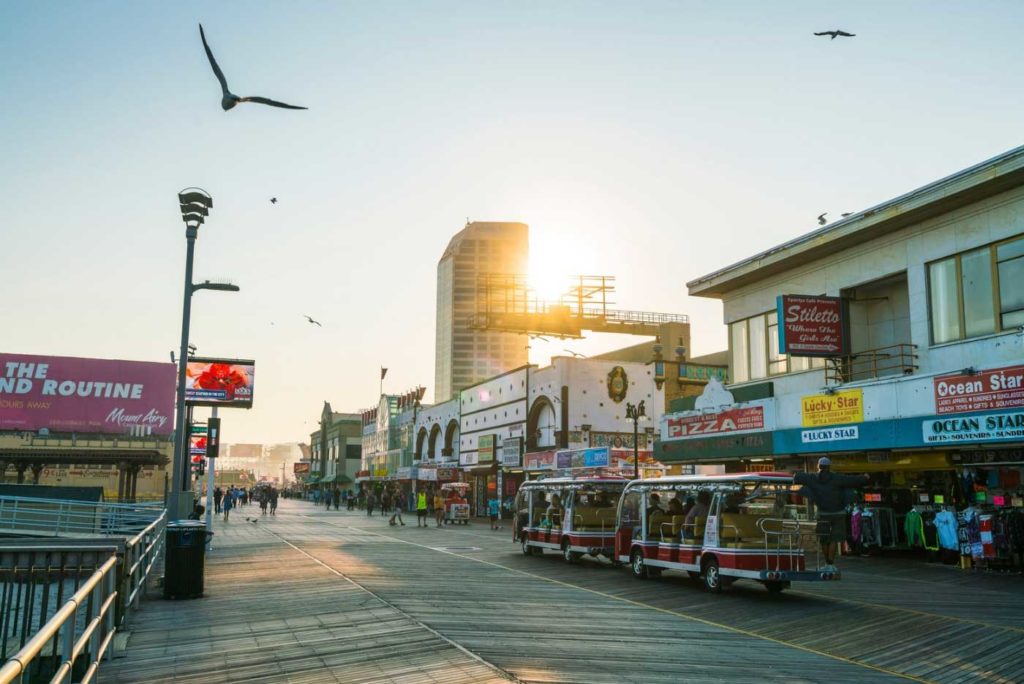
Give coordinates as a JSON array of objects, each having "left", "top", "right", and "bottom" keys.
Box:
[{"left": 435, "top": 221, "right": 529, "bottom": 402}]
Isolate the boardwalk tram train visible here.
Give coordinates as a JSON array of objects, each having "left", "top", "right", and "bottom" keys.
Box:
[
  {"left": 616, "top": 473, "right": 839, "bottom": 593},
  {"left": 514, "top": 477, "right": 627, "bottom": 563}
]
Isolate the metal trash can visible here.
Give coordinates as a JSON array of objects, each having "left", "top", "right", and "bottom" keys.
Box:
[{"left": 163, "top": 520, "right": 209, "bottom": 599}]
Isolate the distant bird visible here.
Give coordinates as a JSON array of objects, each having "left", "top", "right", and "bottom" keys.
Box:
[
  {"left": 199, "top": 24, "right": 308, "bottom": 111},
  {"left": 841, "top": 212, "right": 852, "bottom": 218},
  {"left": 270, "top": 197, "right": 278, "bottom": 204},
  {"left": 814, "top": 30, "right": 855, "bottom": 40},
  {"left": 250, "top": 518, "right": 258, "bottom": 525},
  {"left": 817, "top": 213, "right": 828, "bottom": 226},
  {"left": 303, "top": 314, "right": 322, "bottom": 327}
]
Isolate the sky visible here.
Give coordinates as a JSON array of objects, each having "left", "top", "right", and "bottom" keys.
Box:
[{"left": 3, "top": 1, "right": 1024, "bottom": 445}]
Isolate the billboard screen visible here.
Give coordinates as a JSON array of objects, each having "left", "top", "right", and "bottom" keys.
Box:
[
  {"left": 0, "top": 353, "right": 175, "bottom": 435},
  {"left": 184, "top": 358, "right": 255, "bottom": 408},
  {"left": 189, "top": 434, "right": 207, "bottom": 456}
]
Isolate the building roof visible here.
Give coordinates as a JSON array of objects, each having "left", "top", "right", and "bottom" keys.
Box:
[
  {"left": 687, "top": 145, "right": 1024, "bottom": 298},
  {"left": 439, "top": 221, "right": 529, "bottom": 262}
]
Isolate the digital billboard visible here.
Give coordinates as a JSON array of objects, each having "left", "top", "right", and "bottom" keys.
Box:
[
  {"left": 0, "top": 353, "right": 175, "bottom": 435},
  {"left": 184, "top": 358, "right": 255, "bottom": 408}
]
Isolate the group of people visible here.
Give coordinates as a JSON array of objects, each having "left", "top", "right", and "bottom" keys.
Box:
[
  {"left": 213, "top": 485, "right": 279, "bottom": 521},
  {"left": 314, "top": 486, "right": 356, "bottom": 511}
]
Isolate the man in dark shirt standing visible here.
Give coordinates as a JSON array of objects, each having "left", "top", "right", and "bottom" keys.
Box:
[{"left": 794, "top": 457, "right": 869, "bottom": 572}]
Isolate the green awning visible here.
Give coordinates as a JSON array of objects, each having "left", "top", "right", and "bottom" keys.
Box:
[
  {"left": 306, "top": 476, "right": 320, "bottom": 484},
  {"left": 335, "top": 474, "right": 353, "bottom": 485},
  {"left": 320, "top": 475, "right": 336, "bottom": 484}
]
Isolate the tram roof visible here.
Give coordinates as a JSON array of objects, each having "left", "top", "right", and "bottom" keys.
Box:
[
  {"left": 520, "top": 476, "right": 628, "bottom": 487},
  {"left": 624, "top": 473, "right": 795, "bottom": 488}
]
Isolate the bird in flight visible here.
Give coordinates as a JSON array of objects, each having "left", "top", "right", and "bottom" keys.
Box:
[
  {"left": 817, "top": 213, "right": 828, "bottom": 226},
  {"left": 270, "top": 197, "right": 278, "bottom": 204},
  {"left": 199, "top": 24, "right": 308, "bottom": 111},
  {"left": 841, "top": 212, "right": 852, "bottom": 217},
  {"left": 304, "top": 315, "right": 322, "bottom": 327},
  {"left": 814, "top": 30, "right": 856, "bottom": 40}
]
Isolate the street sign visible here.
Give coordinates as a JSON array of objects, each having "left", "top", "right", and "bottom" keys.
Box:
[{"left": 190, "top": 423, "right": 207, "bottom": 435}]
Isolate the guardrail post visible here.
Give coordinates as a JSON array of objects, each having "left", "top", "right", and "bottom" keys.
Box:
[{"left": 103, "top": 569, "right": 116, "bottom": 661}]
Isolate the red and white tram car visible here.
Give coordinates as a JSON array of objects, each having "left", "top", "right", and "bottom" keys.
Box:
[
  {"left": 615, "top": 473, "right": 839, "bottom": 593},
  {"left": 514, "top": 477, "right": 627, "bottom": 563}
]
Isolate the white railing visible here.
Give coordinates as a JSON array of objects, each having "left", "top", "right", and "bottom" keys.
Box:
[
  {"left": 0, "top": 510, "right": 167, "bottom": 683},
  {"left": 0, "top": 496, "right": 163, "bottom": 539}
]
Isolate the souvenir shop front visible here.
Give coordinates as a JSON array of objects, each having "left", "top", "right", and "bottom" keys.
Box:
[{"left": 775, "top": 414, "right": 1024, "bottom": 570}]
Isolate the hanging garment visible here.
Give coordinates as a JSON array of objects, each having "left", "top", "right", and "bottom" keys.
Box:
[
  {"left": 922, "top": 513, "right": 940, "bottom": 551},
  {"left": 979, "top": 514, "right": 996, "bottom": 559},
  {"left": 904, "top": 509, "right": 925, "bottom": 547},
  {"left": 851, "top": 508, "right": 862, "bottom": 542},
  {"left": 986, "top": 470, "right": 1001, "bottom": 489},
  {"left": 934, "top": 510, "right": 959, "bottom": 551}
]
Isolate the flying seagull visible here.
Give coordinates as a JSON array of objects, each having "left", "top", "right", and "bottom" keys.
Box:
[
  {"left": 817, "top": 212, "right": 828, "bottom": 226},
  {"left": 270, "top": 197, "right": 278, "bottom": 204},
  {"left": 814, "top": 30, "right": 855, "bottom": 40},
  {"left": 304, "top": 314, "right": 322, "bottom": 327},
  {"left": 199, "top": 24, "right": 308, "bottom": 111}
]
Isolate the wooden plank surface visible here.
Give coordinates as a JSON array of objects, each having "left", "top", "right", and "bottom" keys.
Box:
[{"left": 103, "top": 500, "right": 1023, "bottom": 684}]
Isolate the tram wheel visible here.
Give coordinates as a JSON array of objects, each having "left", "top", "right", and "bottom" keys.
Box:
[
  {"left": 702, "top": 558, "right": 723, "bottom": 593},
  {"left": 562, "top": 543, "right": 581, "bottom": 564},
  {"left": 630, "top": 549, "right": 648, "bottom": 580},
  {"left": 764, "top": 581, "right": 788, "bottom": 594},
  {"left": 521, "top": 536, "right": 532, "bottom": 556}
]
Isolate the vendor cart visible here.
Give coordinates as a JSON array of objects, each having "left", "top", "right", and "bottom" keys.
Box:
[{"left": 441, "top": 482, "right": 471, "bottom": 525}]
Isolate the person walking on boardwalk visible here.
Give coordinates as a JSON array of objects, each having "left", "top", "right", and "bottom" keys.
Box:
[
  {"left": 381, "top": 488, "right": 391, "bottom": 517},
  {"left": 488, "top": 495, "right": 501, "bottom": 530},
  {"left": 270, "top": 487, "right": 279, "bottom": 515},
  {"left": 416, "top": 490, "right": 429, "bottom": 527},
  {"left": 794, "top": 457, "right": 869, "bottom": 572},
  {"left": 214, "top": 486, "right": 223, "bottom": 514},
  {"left": 259, "top": 489, "right": 269, "bottom": 515},
  {"left": 389, "top": 490, "right": 406, "bottom": 526},
  {"left": 366, "top": 489, "right": 375, "bottom": 517},
  {"left": 432, "top": 488, "right": 444, "bottom": 527},
  {"left": 222, "top": 487, "right": 234, "bottom": 522},
  {"left": 332, "top": 486, "right": 341, "bottom": 511}
]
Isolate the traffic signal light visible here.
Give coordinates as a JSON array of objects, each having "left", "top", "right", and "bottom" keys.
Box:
[{"left": 206, "top": 417, "right": 221, "bottom": 459}]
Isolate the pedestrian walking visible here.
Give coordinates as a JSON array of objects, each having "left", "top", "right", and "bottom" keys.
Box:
[
  {"left": 416, "top": 490, "right": 428, "bottom": 527},
  {"left": 332, "top": 486, "right": 341, "bottom": 511},
  {"left": 366, "top": 490, "right": 375, "bottom": 517},
  {"left": 488, "top": 495, "right": 501, "bottom": 530},
  {"left": 433, "top": 489, "right": 444, "bottom": 527},
  {"left": 259, "top": 489, "right": 269, "bottom": 515},
  {"left": 347, "top": 489, "right": 356, "bottom": 511},
  {"left": 794, "top": 457, "right": 869, "bottom": 572},
  {"left": 213, "top": 486, "right": 223, "bottom": 514},
  {"left": 389, "top": 490, "right": 406, "bottom": 526},
  {"left": 270, "top": 487, "right": 278, "bottom": 515},
  {"left": 222, "top": 488, "right": 234, "bottom": 522},
  {"left": 381, "top": 489, "right": 391, "bottom": 517}
]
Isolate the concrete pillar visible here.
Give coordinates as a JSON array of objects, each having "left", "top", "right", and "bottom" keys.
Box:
[
  {"left": 128, "top": 465, "right": 140, "bottom": 503},
  {"left": 30, "top": 463, "right": 43, "bottom": 485},
  {"left": 117, "top": 461, "right": 128, "bottom": 502},
  {"left": 15, "top": 463, "right": 28, "bottom": 484}
]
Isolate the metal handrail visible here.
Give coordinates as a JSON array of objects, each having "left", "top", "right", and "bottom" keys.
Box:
[
  {"left": 757, "top": 518, "right": 819, "bottom": 571},
  {"left": 0, "top": 554, "right": 118, "bottom": 684},
  {"left": 0, "top": 496, "right": 162, "bottom": 539},
  {"left": 825, "top": 343, "right": 918, "bottom": 383}
]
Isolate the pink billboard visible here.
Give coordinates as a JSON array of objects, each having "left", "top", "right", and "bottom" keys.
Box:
[{"left": 0, "top": 353, "right": 176, "bottom": 436}]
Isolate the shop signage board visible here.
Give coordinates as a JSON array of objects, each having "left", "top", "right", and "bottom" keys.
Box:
[
  {"left": 499, "top": 437, "right": 522, "bottom": 467},
  {"left": 293, "top": 462, "right": 311, "bottom": 475},
  {"left": 373, "top": 468, "right": 389, "bottom": 478},
  {"left": 478, "top": 435, "right": 495, "bottom": 463},
  {"left": 418, "top": 468, "right": 437, "bottom": 481},
  {"left": 951, "top": 449, "right": 1024, "bottom": 466},
  {"left": 591, "top": 432, "right": 647, "bottom": 449},
  {"left": 655, "top": 433, "right": 773, "bottom": 463},
  {"left": 934, "top": 365, "right": 1024, "bottom": 415},
  {"left": 678, "top": 364, "right": 730, "bottom": 383},
  {"left": 800, "top": 426, "right": 859, "bottom": 444},
  {"left": 460, "top": 451, "right": 479, "bottom": 466},
  {"left": 184, "top": 358, "right": 255, "bottom": 408},
  {"left": 524, "top": 450, "right": 556, "bottom": 471},
  {"left": 922, "top": 411, "right": 1024, "bottom": 445},
  {"left": 662, "top": 402, "right": 774, "bottom": 441},
  {"left": 801, "top": 389, "right": 863, "bottom": 427},
  {"left": 0, "top": 353, "right": 175, "bottom": 435},
  {"left": 776, "top": 295, "right": 850, "bottom": 357},
  {"left": 554, "top": 447, "right": 611, "bottom": 469},
  {"left": 396, "top": 466, "right": 416, "bottom": 480}
]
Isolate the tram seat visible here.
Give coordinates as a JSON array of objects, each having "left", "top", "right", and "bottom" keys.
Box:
[
  {"left": 720, "top": 514, "right": 766, "bottom": 547},
  {"left": 658, "top": 515, "right": 686, "bottom": 540},
  {"left": 574, "top": 508, "right": 617, "bottom": 530},
  {"left": 648, "top": 513, "right": 668, "bottom": 538},
  {"left": 681, "top": 516, "right": 705, "bottom": 542}
]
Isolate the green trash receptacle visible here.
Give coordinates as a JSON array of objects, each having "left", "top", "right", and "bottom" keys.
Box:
[{"left": 163, "top": 521, "right": 209, "bottom": 599}]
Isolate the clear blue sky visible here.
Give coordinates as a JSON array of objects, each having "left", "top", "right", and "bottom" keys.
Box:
[{"left": 3, "top": 1, "right": 1023, "bottom": 444}]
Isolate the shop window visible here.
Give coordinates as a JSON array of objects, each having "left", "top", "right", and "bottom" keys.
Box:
[
  {"left": 928, "top": 234, "right": 1024, "bottom": 343},
  {"left": 730, "top": 310, "right": 824, "bottom": 382}
]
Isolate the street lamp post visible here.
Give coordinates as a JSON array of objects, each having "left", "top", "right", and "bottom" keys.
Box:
[
  {"left": 626, "top": 400, "right": 646, "bottom": 480},
  {"left": 169, "top": 189, "right": 240, "bottom": 521}
]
